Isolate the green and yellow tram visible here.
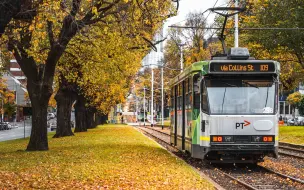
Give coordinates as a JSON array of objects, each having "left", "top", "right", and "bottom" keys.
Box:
[{"left": 169, "top": 48, "right": 280, "bottom": 163}]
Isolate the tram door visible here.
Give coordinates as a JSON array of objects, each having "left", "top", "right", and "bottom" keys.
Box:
[
  {"left": 182, "top": 81, "right": 186, "bottom": 150},
  {"left": 174, "top": 85, "right": 177, "bottom": 146},
  {"left": 200, "top": 79, "right": 209, "bottom": 147}
]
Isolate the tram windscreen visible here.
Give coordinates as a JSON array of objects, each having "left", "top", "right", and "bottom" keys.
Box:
[{"left": 206, "top": 79, "right": 276, "bottom": 115}]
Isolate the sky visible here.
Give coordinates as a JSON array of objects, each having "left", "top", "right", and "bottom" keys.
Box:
[
  {"left": 142, "top": 0, "right": 229, "bottom": 67},
  {"left": 164, "top": 0, "right": 228, "bottom": 35}
]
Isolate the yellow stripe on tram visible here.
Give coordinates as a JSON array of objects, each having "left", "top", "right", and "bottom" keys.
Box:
[
  {"left": 200, "top": 136, "right": 210, "bottom": 141},
  {"left": 275, "top": 136, "right": 279, "bottom": 141}
]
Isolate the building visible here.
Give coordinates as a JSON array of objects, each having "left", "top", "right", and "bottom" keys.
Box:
[
  {"left": 9, "top": 59, "right": 26, "bottom": 85},
  {"left": 0, "top": 59, "right": 28, "bottom": 121}
]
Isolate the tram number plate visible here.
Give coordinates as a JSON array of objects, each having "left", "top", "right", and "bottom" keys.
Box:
[{"left": 210, "top": 62, "right": 275, "bottom": 73}]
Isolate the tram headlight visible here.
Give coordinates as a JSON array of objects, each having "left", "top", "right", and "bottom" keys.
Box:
[{"left": 263, "top": 136, "right": 273, "bottom": 142}]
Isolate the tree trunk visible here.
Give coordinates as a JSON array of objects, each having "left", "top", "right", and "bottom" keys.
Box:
[
  {"left": 86, "top": 109, "right": 95, "bottom": 129},
  {"left": 53, "top": 88, "right": 76, "bottom": 138},
  {"left": 26, "top": 82, "right": 51, "bottom": 151},
  {"left": 100, "top": 113, "right": 108, "bottom": 125},
  {"left": 74, "top": 94, "right": 87, "bottom": 132}
]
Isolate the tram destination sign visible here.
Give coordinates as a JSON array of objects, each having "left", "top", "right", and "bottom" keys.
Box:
[{"left": 209, "top": 62, "right": 276, "bottom": 73}]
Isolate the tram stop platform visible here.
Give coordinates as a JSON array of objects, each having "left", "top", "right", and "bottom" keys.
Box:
[{"left": 0, "top": 124, "right": 214, "bottom": 189}]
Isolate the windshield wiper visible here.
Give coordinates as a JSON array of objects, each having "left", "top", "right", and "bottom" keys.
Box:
[
  {"left": 221, "top": 87, "right": 227, "bottom": 113},
  {"left": 242, "top": 81, "right": 259, "bottom": 89},
  {"left": 265, "top": 86, "right": 270, "bottom": 107}
]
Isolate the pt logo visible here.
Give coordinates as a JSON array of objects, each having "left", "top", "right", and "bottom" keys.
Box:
[{"left": 236, "top": 120, "right": 251, "bottom": 129}]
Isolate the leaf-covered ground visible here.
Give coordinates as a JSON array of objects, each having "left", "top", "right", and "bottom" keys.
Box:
[
  {"left": 0, "top": 125, "right": 214, "bottom": 189},
  {"left": 279, "top": 126, "right": 304, "bottom": 145}
]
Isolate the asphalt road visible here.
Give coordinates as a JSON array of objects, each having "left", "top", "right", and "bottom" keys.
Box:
[
  {"left": 0, "top": 123, "right": 31, "bottom": 142},
  {"left": 0, "top": 112, "right": 75, "bottom": 142}
]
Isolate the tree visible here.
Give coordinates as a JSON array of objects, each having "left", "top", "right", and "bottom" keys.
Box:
[
  {"left": 0, "top": 78, "right": 16, "bottom": 121},
  {"left": 52, "top": 2, "right": 175, "bottom": 136},
  {"left": 0, "top": 0, "right": 39, "bottom": 36},
  {"left": 1, "top": 0, "right": 175, "bottom": 150},
  {"left": 287, "top": 92, "right": 304, "bottom": 116},
  {"left": 297, "top": 96, "right": 304, "bottom": 116},
  {"left": 238, "top": 0, "right": 304, "bottom": 90}
]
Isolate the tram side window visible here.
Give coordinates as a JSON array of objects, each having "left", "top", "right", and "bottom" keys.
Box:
[
  {"left": 170, "top": 87, "right": 174, "bottom": 111},
  {"left": 185, "top": 79, "right": 189, "bottom": 109},
  {"left": 189, "top": 77, "right": 192, "bottom": 108},
  {"left": 193, "top": 75, "right": 200, "bottom": 109},
  {"left": 178, "top": 83, "right": 182, "bottom": 110},
  {"left": 201, "top": 81, "right": 208, "bottom": 113},
  {"left": 185, "top": 77, "right": 192, "bottom": 109}
]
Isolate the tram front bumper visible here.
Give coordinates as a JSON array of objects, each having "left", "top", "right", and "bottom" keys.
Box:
[{"left": 209, "top": 144, "right": 278, "bottom": 158}]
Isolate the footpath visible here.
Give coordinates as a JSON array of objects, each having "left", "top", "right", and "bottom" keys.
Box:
[{"left": 0, "top": 124, "right": 214, "bottom": 189}]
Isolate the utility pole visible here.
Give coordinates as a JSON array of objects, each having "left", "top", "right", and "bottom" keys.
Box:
[
  {"left": 135, "top": 93, "right": 138, "bottom": 123},
  {"left": 143, "top": 87, "right": 146, "bottom": 126},
  {"left": 180, "top": 45, "right": 184, "bottom": 73},
  {"left": 151, "top": 68, "right": 154, "bottom": 127},
  {"left": 161, "top": 65, "right": 164, "bottom": 129},
  {"left": 15, "top": 84, "right": 18, "bottom": 124},
  {"left": 234, "top": 0, "right": 239, "bottom": 47},
  {"left": 1, "top": 96, "right": 4, "bottom": 122}
]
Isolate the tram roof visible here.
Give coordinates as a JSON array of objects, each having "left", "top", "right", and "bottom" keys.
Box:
[{"left": 170, "top": 61, "right": 209, "bottom": 86}]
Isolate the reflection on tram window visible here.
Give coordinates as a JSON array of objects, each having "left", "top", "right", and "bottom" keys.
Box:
[{"left": 206, "top": 79, "right": 276, "bottom": 115}]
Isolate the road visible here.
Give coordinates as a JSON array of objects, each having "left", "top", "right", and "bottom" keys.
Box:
[
  {"left": 0, "top": 122, "right": 32, "bottom": 142},
  {"left": 0, "top": 112, "right": 75, "bottom": 142}
]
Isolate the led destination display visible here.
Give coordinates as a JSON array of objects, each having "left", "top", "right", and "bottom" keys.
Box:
[{"left": 209, "top": 62, "right": 276, "bottom": 73}]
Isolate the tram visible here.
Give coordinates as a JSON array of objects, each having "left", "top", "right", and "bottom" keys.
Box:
[{"left": 169, "top": 47, "right": 280, "bottom": 163}]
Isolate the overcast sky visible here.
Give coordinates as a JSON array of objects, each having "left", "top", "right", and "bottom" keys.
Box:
[{"left": 164, "top": 0, "right": 228, "bottom": 35}]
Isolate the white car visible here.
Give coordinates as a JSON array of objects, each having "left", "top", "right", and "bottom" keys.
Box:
[
  {"left": 47, "top": 113, "right": 55, "bottom": 120},
  {"left": 296, "top": 116, "right": 304, "bottom": 126}
]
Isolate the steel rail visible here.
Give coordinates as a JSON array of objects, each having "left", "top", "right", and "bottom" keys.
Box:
[
  {"left": 260, "top": 166, "right": 304, "bottom": 184},
  {"left": 144, "top": 126, "right": 170, "bottom": 136},
  {"left": 279, "top": 146, "right": 304, "bottom": 153},
  {"left": 137, "top": 126, "right": 304, "bottom": 189},
  {"left": 279, "top": 142, "right": 304, "bottom": 149},
  {"left": 221, "top": 172, "right": 258, "bottom": 190},
  {"left": 279, "top": 151, "right": 304, "bottom": 159}
]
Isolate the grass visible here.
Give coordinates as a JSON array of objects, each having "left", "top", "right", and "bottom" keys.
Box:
[
  {"left": 156, "top": 120, "right": 170, "bottom": 127},
  {"left": 0, "top": 124, "right": 214, "bottom": 189},
  {"left": 279, "top": 126, "right": 304, "bottom": 145}
]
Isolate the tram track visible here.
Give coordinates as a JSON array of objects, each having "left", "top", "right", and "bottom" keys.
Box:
[
  {"left": 278, "top": 142, "right": 304, "bottom": 159},
  {"left": 137, "top": 126, "right": 304, "bottom": 190},
  {"left": 149, "top": 126, "right": 304, "bottom": 160}
]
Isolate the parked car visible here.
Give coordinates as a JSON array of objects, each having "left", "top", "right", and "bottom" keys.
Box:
[
  {"left": 287, "top": 118, "right": 296, "bottom": 126},
  {"left": 0, "top": 122, "right": 11, "bottom": 130},
  {"left": 50, "top": 122, "right": 57, "bottom": 131},
  {"left": 296, "top": 116, "right": 304, "bottom": 126},
  {"left": 47, "top": 113, "right": 56, "bottom": 120},
  {"left": 287, "top": 117, "right": 304, "bottom": 126}
]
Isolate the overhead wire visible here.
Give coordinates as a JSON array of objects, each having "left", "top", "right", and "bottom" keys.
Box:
[
  {"left": 205, "top": 0, "right": 235, "bottom": 39},
  {"left": 170, "top": 0, "right": 220, "bottom": 27}
]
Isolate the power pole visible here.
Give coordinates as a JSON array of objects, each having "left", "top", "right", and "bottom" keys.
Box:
[
  {"left": 151, "top": 68, "right": 154, "bottom": 127},
  {"left": 234, "top": 0, "right": 239, "bottom": 47},
  {"left": 180, "top": 45, "right": 184, "bottom": 73},
  {"left": 161, "top": 66, "right": 164, "bottom": 129},
  {"left": 143, "top": 87, "right": 146, "bottom": 126},
  {"left": 135, "top": 94, "right": 138, "bottom": 123},
  {"left": 15, "top": 84, "right": 18, "bottom": 124}
]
